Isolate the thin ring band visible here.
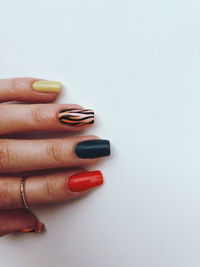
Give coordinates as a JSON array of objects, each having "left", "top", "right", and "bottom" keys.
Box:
[{"left": 20, "top": 177, "right": 29, "bottom": 209}]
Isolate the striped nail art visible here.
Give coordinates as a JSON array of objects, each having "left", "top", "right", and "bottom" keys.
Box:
[
  {"left": 18, "top": 222, "right": 45, "bottom": 233},
  {"left": 57, "top": 109, "right": 94, "bottom": 126}
]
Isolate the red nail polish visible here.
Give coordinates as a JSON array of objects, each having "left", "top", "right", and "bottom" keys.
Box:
[{"left": 67, "top": 171, "right": 103, "bottom": 192}]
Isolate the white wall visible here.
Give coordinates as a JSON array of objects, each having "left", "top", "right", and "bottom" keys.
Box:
[{"left": 0, "top": 0, "right": 200, "bottom": 266}]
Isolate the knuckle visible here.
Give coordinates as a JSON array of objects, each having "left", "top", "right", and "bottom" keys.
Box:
[
  {"left": 12, "top": 78, "right": 23, "bottom": 90},
  {"left": 12, "top": 78, "right": 19, "bottom": 90},
  {"left": 0, "top": 180, "right": 20, "bottom": 209},
  {"left": 31, "top": 106, "right": 44, "bottom": 124},
  {"left": 0, "top": 141, "right": 10, "bottom": 172},
  {"left": 12, "top": 78, "right": 28, "bottom": 91},
  {"left": 45, "top": 180, "right": 57, "bottom": 201},
  {"left": 46, "top": 142, "right": 64, "bottom": 164},
  {"left": 0, "top": 108, "right": 6, "bottom": 123},
  {"left": 0, "top": 182, "right": 9, "bottom": 209}
]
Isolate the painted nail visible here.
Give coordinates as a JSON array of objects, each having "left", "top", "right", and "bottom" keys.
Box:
[
  {"left": 57, "top": 109, "right": 94, "bottom": 126},
  {"left": 32, "top": 80, "right": 61, "bottom": 93},
  {"left": 75, "top": 140, "right": 110, "bottom": 159},
  {"left": 18, "top": 222, "right": 45, "bottom": 233},
  {"left": 67, "top": 170, "right": 103, "bottom": 192}
]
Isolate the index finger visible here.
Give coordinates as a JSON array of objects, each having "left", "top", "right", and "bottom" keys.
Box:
[{"left": 0, "top": 77, "right": 61, "bottom": 103}]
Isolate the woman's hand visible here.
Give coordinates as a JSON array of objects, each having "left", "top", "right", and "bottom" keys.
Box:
[{"left": 0, "top": 77, "right": 110, "bottom": 237}]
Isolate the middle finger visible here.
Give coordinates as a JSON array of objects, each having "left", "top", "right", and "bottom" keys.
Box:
[{"left": 0, "top": 136, "right": 110, "bottom": 172}]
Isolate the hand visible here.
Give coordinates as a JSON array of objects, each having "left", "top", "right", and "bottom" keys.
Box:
[{"left": 0, "top": 77, "right": 110, "bottom": 236}]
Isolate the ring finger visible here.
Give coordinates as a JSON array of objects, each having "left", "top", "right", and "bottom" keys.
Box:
[{"left": 0, "top": 169, "right": 104, "bottom": 209}]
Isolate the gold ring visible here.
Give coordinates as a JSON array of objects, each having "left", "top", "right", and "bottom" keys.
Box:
[{"left": 20, "top": 177, "right": 29, "bottom": 209}]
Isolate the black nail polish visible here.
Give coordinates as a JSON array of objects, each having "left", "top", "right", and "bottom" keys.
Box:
[{"left": 75, "top": 140, "right": 110, "bottom": 159}]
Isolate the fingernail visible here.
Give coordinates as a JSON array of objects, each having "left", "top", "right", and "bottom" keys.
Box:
[
  {"left": 57, "top": 108, "right": 94, "bottom": 126},
  {"left": 32, "top": 80, "right": 61, "bottom": 93},
  {"left": 67, "top": 170, "right": 103, "bottom": 192},
  {"left": 18, "top": 222, "right": 45, "bottom": 233},
  {"left": 75, "top": 140, "right": 110, "bottom": 159}
]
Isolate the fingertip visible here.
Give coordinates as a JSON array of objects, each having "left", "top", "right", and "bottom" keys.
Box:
[
  {"left": 18, "top": 222, "right": 45, "bottom": 233},
  {"left": 15, "top": 209, "right": 45, "bottom": 233},
  {"left": 0, "top": 209, "right": 43, "bottom": 237},
  {"left": 30, "top": 78, "right": 62, "bottom": 103}
]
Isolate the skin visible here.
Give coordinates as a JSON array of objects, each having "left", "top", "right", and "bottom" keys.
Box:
[
  {"left": 0, "top": 77, "right": 106, "bottom": 237},
  {"left": 0, "top": 104, "right": 86, "bottom": 134}
]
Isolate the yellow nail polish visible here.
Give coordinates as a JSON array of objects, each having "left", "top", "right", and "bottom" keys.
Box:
[{"left": 32, "top": 80, "right": 61, "bottom": 93}]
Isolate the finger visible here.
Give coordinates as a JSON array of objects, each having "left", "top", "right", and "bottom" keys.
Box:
[
  {"left": 0, "top": 104, "right": 94, "bottom": 135},
  {"left": 0, "top": 136, "right": 110, "bottom": 172},
  {"left": 0, "top": 209, "right": 44, "bottom": 237},
  {"left": 0, "top": 170, "right": 103, "bottom": 209},
  {"left": 0, "top": 78, "right": 61, "bottom": 103}
]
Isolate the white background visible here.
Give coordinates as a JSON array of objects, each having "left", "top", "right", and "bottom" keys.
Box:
[{"left": 0, "top": 0, "right": 200, "bottom": 266}]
